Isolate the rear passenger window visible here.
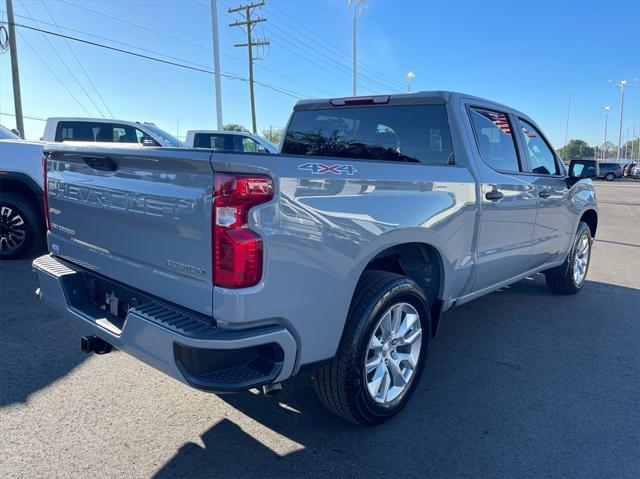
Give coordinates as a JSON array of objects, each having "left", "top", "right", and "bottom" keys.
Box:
[
  {"left": 282, "top": 104, "right": 454, "bottom": 164},
  {"left": 469, "top": 108, "right": 520, "bottom": 172},
  {"left": 519, "top": 119, "right": 560, "bottom": 175},
  {"left": 56, "top": 122, "right": 146, "bottom": 144}
]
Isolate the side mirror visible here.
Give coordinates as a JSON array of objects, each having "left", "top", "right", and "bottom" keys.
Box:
[
  {"left": 569, "top": 159, "right": 599, "bottom": 179},
  {"left": 141, "top": 136, "right": 156, "bottom": 147}
]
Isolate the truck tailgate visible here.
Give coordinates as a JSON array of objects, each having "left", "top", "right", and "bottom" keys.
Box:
[{"left": 44, "top": 145, "right": 214, "bottom": 316}]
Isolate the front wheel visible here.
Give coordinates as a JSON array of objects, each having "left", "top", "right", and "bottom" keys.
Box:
[
  {"left": 545, "top": 222, "right": 592, "bottom": 294},
  {"left": 605, "top": 172, "right": 615, "bottom": 181},
  {"left": 313, "top": 271, "right": 431, "bottom": 426}
]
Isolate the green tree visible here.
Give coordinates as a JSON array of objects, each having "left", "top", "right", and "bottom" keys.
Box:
[
  {"left": 224, "top": 123, "right": 249, "bottom": 132},
  {"left": 261, "top": 127, "right": 283, "bottom": 145},
  {"left": 558, "top": 139, "right": 594, "bottom": 161}
]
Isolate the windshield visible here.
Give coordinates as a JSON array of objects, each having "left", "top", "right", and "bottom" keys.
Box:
[
  {"left": 0, "top": 125, "right": 20, "bottom": 140},
  {"left": 143, "top": 124, "right": 187, "bottom": 147}
]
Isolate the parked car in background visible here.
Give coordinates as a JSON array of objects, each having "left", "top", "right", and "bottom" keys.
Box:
[
  {"left": 0, "top": 124, "right": 45, "bottom": 258},
  {"left": 42, "top": 118, "right": 186, "bottom": 147},
  {"left": 597, "top": 162, "right": 623, "bottom": 181},
  {"left": 34, "top": 91, "right": 599, "bottom": 426},
  {"left": 185, "top": 130, "right": 277, "bottom": 153}
]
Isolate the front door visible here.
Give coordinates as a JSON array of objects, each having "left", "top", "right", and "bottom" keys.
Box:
[{"left": 516, "top": 118, "right": 574, "bottom": 267}]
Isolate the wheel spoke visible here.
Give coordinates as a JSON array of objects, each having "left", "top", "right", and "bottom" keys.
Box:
[
  {"left": 378, "top": 367, "right": 391, "bottom": 401},
  {"left": 366, "top": 351, "right": 382, "bottom": 373},
  {"left": 367, "top": 362, "right": 386, "bottom": 397},
  {"left": 393, "top": 312, "right": 418, "bottom": 342},
  {"left": 388, "top": 357, "right": 407, "bottom": 387},
  {"left": 402, "top": 328, "right": 422, "bottom": 346},
  {"left": 395, "top": 352, "right": 417, "bottom": 370}
]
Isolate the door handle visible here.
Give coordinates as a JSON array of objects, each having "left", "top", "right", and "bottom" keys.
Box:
[
  {"left": 539, "top": 190, "right": 552, "bottom": 199},
  {"left": 485, "top": 190, "right": 504, "bottom": 201}
]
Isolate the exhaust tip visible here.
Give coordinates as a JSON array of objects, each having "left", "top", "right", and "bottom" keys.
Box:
[{"left": 262, "top": 383, "right": 283, "bottom": 396}]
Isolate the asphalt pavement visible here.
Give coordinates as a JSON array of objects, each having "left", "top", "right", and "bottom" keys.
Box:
[{"left": 1, "top": 181, "right": 639, "bottom": 478}]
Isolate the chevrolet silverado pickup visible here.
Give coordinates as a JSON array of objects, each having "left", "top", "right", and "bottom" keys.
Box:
[{"left": 33, "top": 91, "right": 598, "bottom": 426}]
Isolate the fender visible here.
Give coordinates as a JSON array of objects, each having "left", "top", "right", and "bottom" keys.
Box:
[{"left": 0, "top": 172, "right": 45, "bottom": 219}]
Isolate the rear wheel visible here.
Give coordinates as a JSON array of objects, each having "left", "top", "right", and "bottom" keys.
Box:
[
  {"left": 545, "top": 221, "right": 592, "bottom": 294},
  {"left": 313, "top": 271, "right": 431, "bottom": 426},
  {"left": 0, "top": 193, "right": 40, "bottom": 259}
]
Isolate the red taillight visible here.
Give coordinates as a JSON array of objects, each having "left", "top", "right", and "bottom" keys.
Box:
[
  {"left": 42, "top": 154, "right": 50, "bottom": 230},
  {"left": 213, "top": 174, "right": 273, "bottom": 288}
]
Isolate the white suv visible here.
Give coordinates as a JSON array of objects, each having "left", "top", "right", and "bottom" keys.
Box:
[{"left": 0, "top": 125, "right": 46, "bottom": 258}]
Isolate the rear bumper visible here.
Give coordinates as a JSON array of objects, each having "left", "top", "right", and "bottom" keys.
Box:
[{"left": 32, "top": 254, "right": 297, "bottom": 392}]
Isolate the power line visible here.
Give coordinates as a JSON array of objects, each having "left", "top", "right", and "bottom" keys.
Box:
[
  {"left": 191, "top": 0, "right": 333, "bottom": 96},
  {"left": 16, "top": 30, "right": 93, "bottom": 115},
  {"left": 267, "top": 1, "right": 405, "bottom": 90},
  {"left": 220, "top": 0, "right": 392, "bottom": 93},
  {"left": 0, "top": 111, "right": 47, "bottom": 121},
  {"left": 38, "top": 0, "right": 114, "bottom": 117},
  {"left": 8, "top": 3, "right": 329, "bottom": 98},
  {"left": 3, "top": 21, "right": 306, "bottom": 100},
  {"left": 17, "top": 0, "right": 105, "bottom": 117},
  {"left": 260, "top": 18, "right": 394, "bottom": 93}
]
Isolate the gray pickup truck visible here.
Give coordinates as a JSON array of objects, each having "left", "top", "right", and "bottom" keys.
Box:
[{"left": 33, "top": 91, "right": 598, "bottom": 426}]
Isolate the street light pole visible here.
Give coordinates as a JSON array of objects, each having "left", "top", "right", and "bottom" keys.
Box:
[
  {"left": 348, "top": 0, "right": 369, "bottom": 96},
  {"left": 563, "top": 93, "right": 571, "bottom": 155},
  {"left": 210, "top": 0, "right": 223, "bottom": 130},
  {"left": 609, "top": 79, "right": 629, "bottom": 161},
  {"left": 406, "top": 72, "right": 415, "bottom": 92},
  {"left": 602, "top": 106, "right": 610, "bottom": 161}
]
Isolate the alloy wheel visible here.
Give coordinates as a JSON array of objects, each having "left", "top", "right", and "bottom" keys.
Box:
[
  {"left": 0, "top": 205, "right": 27, "bottom": 254},
  {"left": 364, "top": 302, "right": 422, "bottom": 405},
  {"left": 572, "top": 234, "right": 590, "bottom": 286}
]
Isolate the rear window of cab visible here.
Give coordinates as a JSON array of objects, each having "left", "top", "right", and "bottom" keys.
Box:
[{"left": 282, "top": 104, "right": 454, "bottom": 165}]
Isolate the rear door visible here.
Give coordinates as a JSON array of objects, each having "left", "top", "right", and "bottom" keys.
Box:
[
  {"left": 45, "top": 145, "right": 214, "bottom": 315},
  {"left": 466, "top": 105, "right": 538, "bottom": 292},
  {"left": 515, "top": 118, "right": 573, "bottom": 267}
]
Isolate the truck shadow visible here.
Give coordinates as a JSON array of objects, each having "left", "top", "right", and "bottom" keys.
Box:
[
  {"left": 0, "top": 258, "right": 91, "bottom": 407},
  {"left": 155, "top": 275, "right": 640, "bottom": 478}
]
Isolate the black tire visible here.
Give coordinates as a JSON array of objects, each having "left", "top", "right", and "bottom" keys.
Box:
[
  {"left": 313, "top": 271, "right": 431, "bottom": 426},
  {"left": 545, "top": 221, "right": 592, "bottom": 295},
  {"left": 0, "top": 193, "right": 42, "bottom": 259},
  {"left": 605, "top": 172, "right": 615, "bottom": 181}
]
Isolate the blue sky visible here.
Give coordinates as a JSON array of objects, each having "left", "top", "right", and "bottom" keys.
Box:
[{"left": 1, "top": 0, "right": 639, "bottom": 147}]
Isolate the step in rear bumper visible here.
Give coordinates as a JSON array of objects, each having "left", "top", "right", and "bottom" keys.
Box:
[{"left": 32, "top": 254, "right": 297, "bottom": 392}]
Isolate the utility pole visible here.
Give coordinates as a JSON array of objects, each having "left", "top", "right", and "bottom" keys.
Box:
[
  {"left": 210, "top": 0, "right": 223, "bottom": 130},
  {"left": 348, "top": 0, "right": 369, "bottom": 96},
  {"left": 229, "top": 1, "right": 268, "bottom": 134},
  {"left": 6, "top": 0, "right": 24, "bottom": 138}
]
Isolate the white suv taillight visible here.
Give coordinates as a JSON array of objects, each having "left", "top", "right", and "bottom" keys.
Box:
[{"left": 212, "top": 173, "right": 273, "bottom": 288}]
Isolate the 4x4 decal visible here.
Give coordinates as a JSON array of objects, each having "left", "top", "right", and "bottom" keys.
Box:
[{"left": 298, "top": 162, "right": 358, "bottom": 176}]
